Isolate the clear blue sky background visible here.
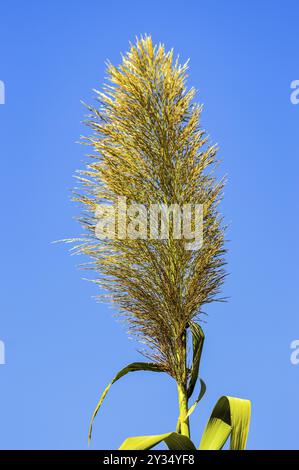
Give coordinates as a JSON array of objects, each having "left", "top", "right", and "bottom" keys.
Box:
[{"left": 0, "top": 0, "right": 298, "bottom": 450}]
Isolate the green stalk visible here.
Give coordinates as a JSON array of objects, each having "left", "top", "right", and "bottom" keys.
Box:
[
  {"left": 176, "top": 330, "right": 190, "bottom": 438},
  {"left": 177, "top": 382, "right": 190, "bottom": 438}
]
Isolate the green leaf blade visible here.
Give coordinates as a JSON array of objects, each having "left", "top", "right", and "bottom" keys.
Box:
[
  {"left": 187, "top": 322, "right": 205, "bottom": 399},
  {"left": 119, "top": 432, "right": 196, "bottom": 450},
  {"left": 199, "top": 395, "right": 251, "bottom": 450},
  {"left": 186, "top": 378, "right": 206, "bottom": 418},
  {"left": 88, "top": 362, "right": 165, "bottom": 444}
]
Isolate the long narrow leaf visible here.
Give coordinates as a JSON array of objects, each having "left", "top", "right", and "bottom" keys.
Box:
[
  {"left": 187, "top": 322, "right": 205, "bottom": 399},
  {"left": 119, "top": 432, "right": 196, "bottom": 450},
  {"left": 186, "top": 378, "right": 206, "bottom": 418},
  {"left": 88, "top": 362, "right": 165, "bottom": 443},
  {"left": 199, "top": 395, "right": 251, "bottom": 450}
]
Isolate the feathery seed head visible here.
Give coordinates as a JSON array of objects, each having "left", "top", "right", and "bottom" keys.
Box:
[{"left": 72, "top": 35, "right": 226, "bottom": 382}]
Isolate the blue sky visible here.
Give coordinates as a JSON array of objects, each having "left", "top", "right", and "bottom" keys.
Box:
[{"left": 0, "top": 0, "right": 298, "bottom": 450}]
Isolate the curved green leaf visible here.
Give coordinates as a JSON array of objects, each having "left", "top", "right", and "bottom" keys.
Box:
[
  {"left": 88, "top": 362, "right": 165, "bottom": 444},
  {"left": 199, "top": 395, "right": 251, "bottom": 450},
  {"left": 187, "top": 322, "right": 205, "bottom": 399},
  {"left": 119, "top": 432, "right": 196, "bottom": 450},
  {"left": 186, "top": 378, "right": 206, "bottom": 418}
]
